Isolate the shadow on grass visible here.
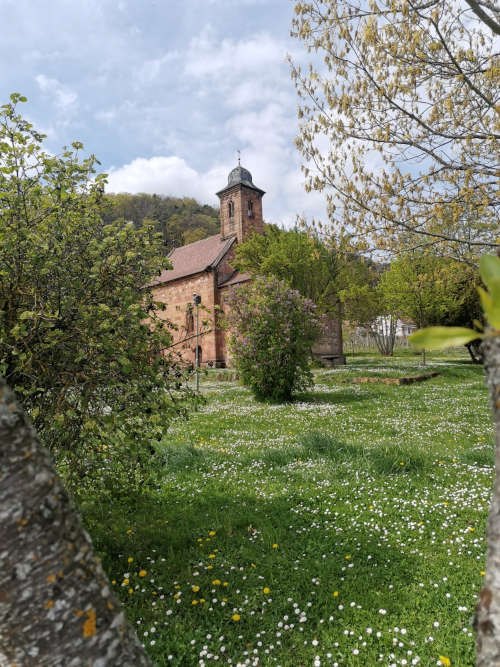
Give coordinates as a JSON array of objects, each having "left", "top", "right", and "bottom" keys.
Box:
[
  {"left": 152, "top": 431, "right": 432, "bottom": 477},
  {"left": 82, "top": 478, "right": 424, "bottom": 647},
  {"left": 294, "top": 389, "right": 378, "bottom": 405},
  {"left": 434, "top": 364, "right": 485, "bottom": 380},
  {"left": 461, "top": 445, "right": 494, "bottom": 468},
  {"left": 293, "top": 430, "right": 431, "bottom": 474}
]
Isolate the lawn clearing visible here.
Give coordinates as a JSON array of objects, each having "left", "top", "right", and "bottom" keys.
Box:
[{"left": 82, "top": 353, "right": 493, "bottom": 666}]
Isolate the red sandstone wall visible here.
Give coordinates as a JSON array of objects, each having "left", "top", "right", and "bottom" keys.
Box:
[
  {"left": 152, "top": 272, "right": 223, "bottom": 366},
  {"left": 219, "top": 185, "right": 263, "bottom": 242}
]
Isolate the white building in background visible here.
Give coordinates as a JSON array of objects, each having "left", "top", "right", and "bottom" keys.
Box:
[
  {"left": 357, "top": 317, "right": 417, "bottom": 339},
  {"left": 395, "top": 318, "right": 418, "bottom": 337}
]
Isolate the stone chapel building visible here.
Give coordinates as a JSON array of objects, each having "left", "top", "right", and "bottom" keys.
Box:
[{"left": 151, "top": 163, "right": 345, "bottom": 368}]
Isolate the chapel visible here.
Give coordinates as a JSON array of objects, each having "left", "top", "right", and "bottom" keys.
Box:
[{"left": 151, "top": 162, "right": 345, "bottom": 368}]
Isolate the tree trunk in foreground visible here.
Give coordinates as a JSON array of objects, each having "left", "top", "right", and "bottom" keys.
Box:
[
  {"left": 476, "top": 334, "right": 500, "bottom": 665},
  {"left": 0, "top": 378, "right": 151, "bottom": 666}
]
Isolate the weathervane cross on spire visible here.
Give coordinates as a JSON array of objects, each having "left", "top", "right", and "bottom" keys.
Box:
[{"left": 237, "top": 149, "right": 241, "bottom": 166}]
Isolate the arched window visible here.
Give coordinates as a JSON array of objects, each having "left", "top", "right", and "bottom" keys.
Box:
[
  {"left": 185, "top": 304, "right": 194, "bottom": 334},
  {"left": 228, "top": 201, "right": 234, "bottom": 218},
  {"left": 247, "top": 200, "right": 253, "bottom": 218}
]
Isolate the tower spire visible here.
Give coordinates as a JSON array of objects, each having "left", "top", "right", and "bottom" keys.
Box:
[{"left": 237, "top": 149, "right": 241, "bottom": 166}]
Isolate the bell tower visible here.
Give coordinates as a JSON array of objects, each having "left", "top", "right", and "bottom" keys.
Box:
[{"left": 216, "top": 161, "right": 265, "bottom": 243}]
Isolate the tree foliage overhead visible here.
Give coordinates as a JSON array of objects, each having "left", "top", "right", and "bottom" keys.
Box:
[
  {"left": 102, "top": 193, "right": 219, "bottom": 251},
  {"left": 290, "top": 0, "right": 499, "bottom": 263},
  {"left": 0, "top": 95, "right": 195, "bottom": 490}
]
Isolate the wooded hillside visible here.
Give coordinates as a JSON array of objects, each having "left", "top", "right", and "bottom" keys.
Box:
[{"left": 102, "top": 193, "right": 219, "bottom": 250}]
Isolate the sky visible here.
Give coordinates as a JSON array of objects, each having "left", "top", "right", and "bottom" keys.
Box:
[{"left": 0, "top": 0, "right": 326, "bottom": 226}]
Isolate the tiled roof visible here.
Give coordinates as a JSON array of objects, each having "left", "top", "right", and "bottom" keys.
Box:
[
  {"left": 218, "top": 271, "right": 252, "bottom": 288},
  {"left": 152, "top": 234, "right": 236, "bottom": 285}
]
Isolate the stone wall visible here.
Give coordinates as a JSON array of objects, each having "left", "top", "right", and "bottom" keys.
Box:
[{"left": 152, "top": 271, "right": 225, "bottom": 367}]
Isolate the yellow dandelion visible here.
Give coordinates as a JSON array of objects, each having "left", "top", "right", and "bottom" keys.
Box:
[
  {"left": 200, "top": 598, "right": 206, "bottom": 603},
  {"left": 127, "top": 557, "right": 134, "bottom": 563},
  {"left": 481, "top": 570, "right": 486, "bottom": 575},
  {"left": 192, "top": 585, "right": 200, "bottom": 592},
  {"left": 345, "top": 555, "right": 351, "bottom": 560},
  {"left": 207, "top": 565, "right": 213, "bottom": 570},
  {"left": 263, "top": 587, "right": 270, "bottom": 594},
  {"left": 122, "top": 578, "right": 129, "bottom": 586},
  {"left": 439, "top": 657, "right": 451, "bottom": 667},
  {"left": 209, "top": 530, "right": 216, "bottom": 536},
  {"left": 212, "top": 579, "right": 221, "bottom": 586},
  {"left": 232, "top": 613, "right": 241, "bottom": 621},
  {"left": 209, "top": 554, "right": 215, "bottom": 559},
  {"left": 272, "top": 543, "right": 278, "bottom": 549},
  {"left": 223, "top": 582, "right": 229, "bottom": 587},
  {"left": 192, "top": 599, "right": 199, "bottom": 605},
  {"left": 128, "top": 588, "right": 134, "bottom": 594},
  {"left": 333, "top": 591, "right": 339, "bottom": 597},
  {"left": 139, "top": 569, "right": 147, "bottom": 577},
  {"left": 126, "top": 529, "right": 133, "bottom": 535}
]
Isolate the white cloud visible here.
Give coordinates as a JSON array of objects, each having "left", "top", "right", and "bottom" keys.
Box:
[
  {"left": 106, "top": 155, "right": 223, "bottom": 204},
  {"left": 35, "top": 74, "right": 78, "bottom": 114},
  {"left": 132, "top": 51, "right": 181, "bottom": 86},
  {"left": 94, "top": 109, "right": 117, "bottom": 123},
  {"left": 185, "top": 30, "right": 287, "bottom": 79}
]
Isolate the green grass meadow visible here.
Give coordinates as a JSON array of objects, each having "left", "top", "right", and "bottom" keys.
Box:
[{"left": 82, "top": 353, "right": 493, "bottom": 666}]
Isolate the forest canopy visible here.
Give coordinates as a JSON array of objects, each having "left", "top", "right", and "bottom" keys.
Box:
[{"left": 102, "top": 193, "right": 219, "bottom": 251}]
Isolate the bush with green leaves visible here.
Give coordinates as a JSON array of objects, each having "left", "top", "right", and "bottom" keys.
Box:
[
  {"left": 0, "top": 94, "right": 196, "bottom": 491},
  {"left": 224, "top": 276, "right": 323, "bottom": 401}
]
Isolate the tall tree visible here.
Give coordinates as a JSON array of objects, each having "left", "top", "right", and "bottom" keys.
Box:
[
  {"left": 290, "top": 1, "right": 499, "bottom": 264},
  {"left": 380, "top": 253, "right": 472, "bottom": 362},
  {"left": 233, "top": 224, "right": 367, "bottom": 315},
  {"left": 340, "top": 280, "right": 398, "bottom": 356},
  {"left": 0, "top": 376, "right": 151, "bottom": 666},
  {"left": 0, "top": 95, "right": 195, "bottom": 491}
]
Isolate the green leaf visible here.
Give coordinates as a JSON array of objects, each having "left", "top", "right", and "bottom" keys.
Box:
[
  {"left": 478, "top": 284, "right": 500, "bottom": 329},
  {"left": 478, "top": 285, "right": 493, "bottom": 311},
  {"left": 19, "top": 311, "right": 35, "bottom": 320},
  {"left": 480, "top": 255, "right": 500, "bottom": 289},
  {"left": 409, "top": 326, "right": 480, "bottom": 350}
]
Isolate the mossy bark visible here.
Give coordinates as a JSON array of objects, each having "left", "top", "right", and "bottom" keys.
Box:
[
  {"left": 476, "top": 334, "right": 500, "bottom": 666},
  {"left": 0, "top": 378, "right": 151, "bottom": 666}
]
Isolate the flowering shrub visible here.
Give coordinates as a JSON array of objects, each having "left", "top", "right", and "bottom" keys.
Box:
[{"left": 224, "top": 276, "right": 323, "bottom": 401}]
